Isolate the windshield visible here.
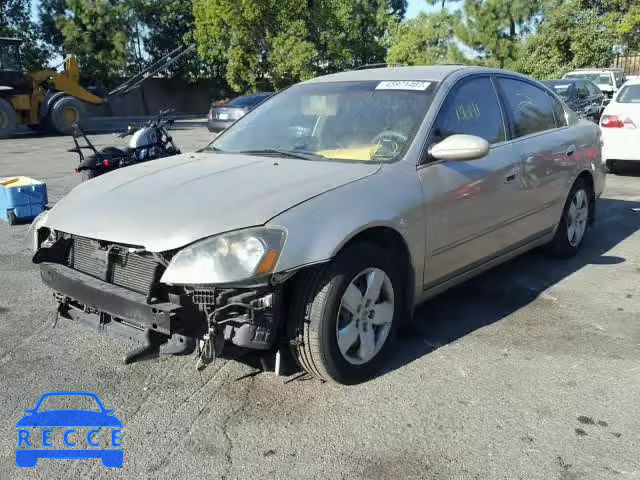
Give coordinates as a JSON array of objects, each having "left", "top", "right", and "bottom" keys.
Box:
[
  {"left": 616, "top": 84, "right": 640, "bottom": 103},
  {"left": 545, "top": 82, "right": 573, "bottom": 100},
  {"left": 208, "top": 80, "right": 437, "bottom": 163},
  {"left": 565, "top": 73, "right": 613, "bottom": 86}
]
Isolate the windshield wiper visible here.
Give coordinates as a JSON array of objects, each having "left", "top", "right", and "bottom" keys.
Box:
[{"left": 238, "top": 149, "right": 325, "bottom": 161}]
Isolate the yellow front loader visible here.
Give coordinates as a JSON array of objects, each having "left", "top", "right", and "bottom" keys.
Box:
[
  {"left": 0, "top": 39, "right": 195, "bottom": 138},
  {"left": 0, "top": 37, "right": 104, "bottom": 137}
]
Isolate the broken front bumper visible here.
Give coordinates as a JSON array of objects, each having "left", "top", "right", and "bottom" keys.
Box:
[{"left": 39, "top": 262, "right": 281, "bottom": 357}]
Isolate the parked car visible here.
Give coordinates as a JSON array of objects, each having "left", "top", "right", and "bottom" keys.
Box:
[
  {"left": 563, "top": 69, "right": 624, "bottom": 100},
  {"left": 542, "top": 79, "right": 604, "bottom": 122},
  {"left": 600, "top": 78, "right": 640, "bottom": 173},
  {"left": 30, "top": 66, "right": 605, "bottom": 385},
  {"left": 207, "top": 92, "right": 273, "bottom": 132}
]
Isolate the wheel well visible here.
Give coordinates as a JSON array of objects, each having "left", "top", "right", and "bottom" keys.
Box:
[
  {"left": 576, "top": 170, "right": 595, "bottom": 225},
  {"left": 339, "top": 227, "right": 415, "bottom": 319}
]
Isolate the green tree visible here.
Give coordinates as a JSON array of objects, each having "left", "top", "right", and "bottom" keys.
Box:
[
  {"left": 193, "top": 0, "right": 405, "bottom": 92},
  {"left": 456, "top": 0, "right": 541, "bottom": 68},
  {"left": 133, "top": 0, "right": 205, "bottom": 78},
  {"left": 0, "top": 0, "right": 49, "bottom": 70},
  {"left": 514, "top": 0, "right": 616, "bottom": 79},
  {"left": 38, "top": 0, "right": 66, "bottom": 56},
  {"left": 39, "top": 0, "right": 129, "bottom": 85},
  {"left": 426, "top": 0, "right": 462, "bottom": 11},
  {"left": 387, "top": 11, "right": 463, "bottom": 65}
]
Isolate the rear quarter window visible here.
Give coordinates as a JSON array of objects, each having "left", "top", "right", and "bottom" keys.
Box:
[
  {"left": 498, "top": 78, "right": 557, "bottom": 138},
  {"left": 617, "top": 84, "right": 640, "bottom": 103}
]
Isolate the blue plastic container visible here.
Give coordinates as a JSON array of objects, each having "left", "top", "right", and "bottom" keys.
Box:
[{"left": 0, "top": 177, "right": 48, "bottom": 225}]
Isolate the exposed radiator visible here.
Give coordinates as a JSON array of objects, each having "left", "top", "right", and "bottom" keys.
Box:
[{"left": 67, "top": 235, "right": 163, "bottom": 294}]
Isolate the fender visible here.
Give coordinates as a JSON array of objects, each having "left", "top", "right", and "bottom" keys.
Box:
[
  {"left": 267, "top": 162, "right": 426, "bottom": 297},
  {"left": 41, "top": 92, "right": 67, "bottom": 118},
  {"left": 76, "top": 147, "right": 128, "bottom": 172}
]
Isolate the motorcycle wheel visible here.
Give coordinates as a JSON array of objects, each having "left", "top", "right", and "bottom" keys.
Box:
[{"left": 81, "top": 169, "right": 97, "bottom": 182}]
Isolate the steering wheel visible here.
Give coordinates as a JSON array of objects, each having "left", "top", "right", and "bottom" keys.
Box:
[{"left": 372, "top": 130, "right": 408, "bottom": 158}]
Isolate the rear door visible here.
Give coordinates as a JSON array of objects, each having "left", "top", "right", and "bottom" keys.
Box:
[
  {"left": 573, "top": 81, "right": 590, "bottom": 119},
  {"left": 418, "top": 75, "right": 527, "bottom": 288},
  {"left": 601, "top": 83, "right": 640, "bottom": 159},
  {"left": 584, "top": 81, "right": 604, "bottom": 120},
  {"left": 496, "top": 77, "right": 572, "bottom": 234}
]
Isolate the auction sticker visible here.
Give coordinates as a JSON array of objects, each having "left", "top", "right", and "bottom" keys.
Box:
[{"left": 375, "top": 81, "right": 431, "bottom": 91}]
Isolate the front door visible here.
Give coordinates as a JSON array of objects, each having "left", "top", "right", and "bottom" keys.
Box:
[{"left": 417, "top": 75, "right": 525, "bottom": 289}]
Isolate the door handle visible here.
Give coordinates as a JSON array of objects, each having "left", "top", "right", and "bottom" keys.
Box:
[
  {"left": 505, "top": 172, "right": 516, "bottom": 183},
  {"left": 566, "top": 145, "right": 576, "bottom": 156}
]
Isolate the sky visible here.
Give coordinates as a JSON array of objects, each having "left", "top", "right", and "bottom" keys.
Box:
[{"left": 406, "top": 0, "right": 440, "bottom": 18}]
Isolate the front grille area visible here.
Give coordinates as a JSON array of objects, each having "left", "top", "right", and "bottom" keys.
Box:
[{"left": 67, "top": 235, "right": 164, "bottom": 294}]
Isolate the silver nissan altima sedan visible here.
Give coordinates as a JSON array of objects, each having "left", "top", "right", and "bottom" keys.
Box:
[{"left": 30, "top": 66, "right": 606, "bottom": 384}]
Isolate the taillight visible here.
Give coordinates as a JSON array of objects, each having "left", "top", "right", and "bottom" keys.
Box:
[
  {"left": 102, "top": 159, "right": 112, "bottom": 168},
  {"left": 601, "top": 115, "right": 636, "bottom": 128}
]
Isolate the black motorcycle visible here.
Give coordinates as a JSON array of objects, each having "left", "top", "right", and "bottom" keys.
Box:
[{"left": 72, "top": 109, "right": 181, "bottom": 181}]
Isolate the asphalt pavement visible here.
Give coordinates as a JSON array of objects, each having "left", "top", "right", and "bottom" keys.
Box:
[{"left": 0, "top": 124, "right": 639, "bottom": 479}]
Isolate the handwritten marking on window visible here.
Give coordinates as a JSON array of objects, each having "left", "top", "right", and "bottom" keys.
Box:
[
  {"left": 515, "top": 93, "right": 534, "bottom": 112},
  {"left": 455, "top": 102, "right": 481, "bottom": 122}
]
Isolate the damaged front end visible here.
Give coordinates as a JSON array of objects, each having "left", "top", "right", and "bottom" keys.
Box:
[{"left": 33, "top": 229, "right": 286, "bottom": 369}]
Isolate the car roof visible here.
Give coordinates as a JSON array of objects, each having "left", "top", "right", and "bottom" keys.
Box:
[
  {"left": 565, "top": 69, "right": 613, "bottom": 74},
  {"left": 238, "top": 92, "right": 273, "bottom": 98},
  {"left": 301, "top": 65, "right": 507, "bottom": 84},
  {"left": 543, "top": 79, "right": 577, "bottom": 84},
  {"left": 621, "top": 78, "right": 640, "bottom": 86}
]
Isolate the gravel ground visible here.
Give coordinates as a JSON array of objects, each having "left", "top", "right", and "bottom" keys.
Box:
[{"left": 0, "top": 124, "right": 639, "bottom": 480}]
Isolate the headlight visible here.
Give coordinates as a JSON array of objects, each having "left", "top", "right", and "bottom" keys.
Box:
[{"left": 160, "top": 227, "right": 286, "bottom": 285}]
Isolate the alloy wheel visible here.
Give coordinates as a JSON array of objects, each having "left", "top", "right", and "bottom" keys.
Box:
[
  {"left": 336, "top": 268, "right": 394, "bottom": 365},
  {"left": 567, "top": 188, "right": 589, "bottom": 247}
]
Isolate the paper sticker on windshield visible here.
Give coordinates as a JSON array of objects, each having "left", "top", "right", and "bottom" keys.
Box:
[{"left": 376, "top": 81, "right": 431, "bottom": 91}]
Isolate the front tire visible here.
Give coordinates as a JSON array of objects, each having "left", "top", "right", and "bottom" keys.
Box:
[
  {"left": 0, "top": 98, "right": 17, "bottom": 139},
  {"left": 548, "top": 177, "right": 591, "bottom": 257},
  {"left": 288, "top": 243, "right": 403, "bottom": 384},
  {"left": 50, "top": 96, "right": 87, "bottom": 135}
]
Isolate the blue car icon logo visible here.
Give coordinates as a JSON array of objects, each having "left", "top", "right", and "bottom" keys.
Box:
[{"left": 15, "top": 391, "right": 123, "bottom": 468}]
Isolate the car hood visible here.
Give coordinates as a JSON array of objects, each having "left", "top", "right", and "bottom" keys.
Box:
[{"left": 45, "top": 152, "right": 380, "bottom": 252}]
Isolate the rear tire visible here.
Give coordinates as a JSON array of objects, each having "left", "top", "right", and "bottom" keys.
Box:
[
  {"left": 547, "top": 177, "right": 591, "bottom": 257},
  {"left": 7, "top": 210, "right": 17, "bottom": 225},
  {"left": 0, "top": 97, "right": 17, "bottom": 139},
  {"left": 288, "top": 243, "right": 403, "bottom": 384},
  {"left": 81, "top": 169, "right": 97, "bottom": 182},
  {"left": 50, "top": 96, "right": 87, "bottom": 135}
]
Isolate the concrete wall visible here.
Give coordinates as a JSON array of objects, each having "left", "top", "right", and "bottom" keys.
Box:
[{"left": 89, "top": 78, "right": 229, "bottom": 117}]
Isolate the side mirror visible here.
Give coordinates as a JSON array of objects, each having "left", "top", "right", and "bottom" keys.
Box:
[{"left": 429, "top": 134, "right": 490, "bottom": 161}]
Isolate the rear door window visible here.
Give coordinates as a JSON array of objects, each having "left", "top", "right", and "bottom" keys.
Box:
[
  {"left": 497, "top": 78, "right": 557, "bottom": 138},
  {"left": 431, "top": 76, "right": 506, "bottom": 145},
  {"left": 585, "top": 82, "right": 601, "bottom": 97},
  {"left": 575, "top": 82, "right": 589, "bottom": 100}
]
